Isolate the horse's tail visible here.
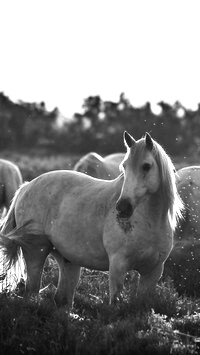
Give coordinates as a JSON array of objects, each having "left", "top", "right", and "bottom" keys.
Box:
[
  {"left": 0, "top": 228, "right": 22, "bottom": 281},
  {"left": 0, "top": 182, "right": 29, "bottom": 234},
  {"left": 0, "top": 224, "right": 30, "bottom": 283},
  {"left": 0, "top": 220, "right": 47, "bottom": 285},
  {"left": 0, "top": 182, "right": 30, "bottom": 287}
]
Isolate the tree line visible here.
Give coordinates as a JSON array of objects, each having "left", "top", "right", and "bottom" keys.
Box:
[{"left": 0, "top": 91, "right": 199, "bottom": 156}]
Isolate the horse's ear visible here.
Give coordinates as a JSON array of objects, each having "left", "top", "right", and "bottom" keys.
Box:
[
  {"left": 145, "top": 132, "right": 153, "bottom": 151},
  {"left": 124, "top": 131, "right": 135, "bottom": 148}
]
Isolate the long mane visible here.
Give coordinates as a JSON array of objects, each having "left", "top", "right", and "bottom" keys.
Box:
[
  {"left": 152, "top": 139, "right": 184, "bottom": 230},
  {"left": 120, "top": 137, "right": 184, "bottom": 231}
]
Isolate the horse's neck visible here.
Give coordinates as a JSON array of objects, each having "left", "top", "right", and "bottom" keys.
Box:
[
  {"left": 147, "top": 190, "right": 168, "bottom": 224},
  {"left": 107, "top": 174, "right": 124, "bottom": 204}
]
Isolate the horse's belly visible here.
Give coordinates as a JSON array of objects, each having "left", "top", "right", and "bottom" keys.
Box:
[
  {"left": 49, "top": 217, "right": 110, "bottom": 271},
  {"left": 52, "top": 237, "right": 109, "bottom": 271}
]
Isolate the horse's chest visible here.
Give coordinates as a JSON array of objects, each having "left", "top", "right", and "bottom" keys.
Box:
[
  {"left": 132, "top": 248, "right": 160, "bottom": 274},
  {"left": 124, "top": 224, "right": 172, "bottom": 273},
  {"left": 117, "top": 215, "right": 161, "bottom": 242},
  {"left": 122, "top": 234, "right": 165, "bottom": 275}
]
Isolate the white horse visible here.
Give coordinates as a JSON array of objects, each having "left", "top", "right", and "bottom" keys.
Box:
[
  {"left": 74, "top": 152, "right": 124, "bottom": 179},
  {"left": 176, "top": 165, "right": 200, "bottom": 239},
  {"left": 0, "top": 159, "right": 23, "bottom": 213},
  {"left": 163, "top": 165, "right": 200, "bottom": 294},
  {"left": 0, "top": 132, "right": 183, "bottom": 309}
]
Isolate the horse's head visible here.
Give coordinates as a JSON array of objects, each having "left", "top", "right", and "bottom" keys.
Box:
[{"left": 116, "top": 131, "right": 160, "bottom": 219}]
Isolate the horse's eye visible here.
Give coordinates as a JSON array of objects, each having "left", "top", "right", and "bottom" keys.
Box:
[{"left": 142, "top": 163, "right": 151, "bottom": 172}]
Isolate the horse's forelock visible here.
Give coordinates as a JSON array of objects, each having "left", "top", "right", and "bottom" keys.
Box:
[{"left": 122, "top": 137, "right": 158, "bottom": 171}]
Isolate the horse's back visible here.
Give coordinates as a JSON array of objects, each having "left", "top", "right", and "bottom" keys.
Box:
[
  {"left": 104, "top": 153, "right": 124, "bottom": 165},
  {"left": 177, "top": 165, "right": 200, "bottom": 201},
  {"left": 14, "top": 170, "right": 118, "bottom": 223},
  {"left": 177, "top": 165, "right": 200, "bottom": 186},
  {"left": 0, "top": 159, "right": 22, "bottom": 183}
]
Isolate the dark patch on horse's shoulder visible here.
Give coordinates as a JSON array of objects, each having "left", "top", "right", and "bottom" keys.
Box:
[{"left": 116, "top": 215, "right": 134, "bottom": 233}]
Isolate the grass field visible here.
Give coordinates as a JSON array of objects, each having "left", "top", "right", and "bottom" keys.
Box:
[
  {"left": 1, "top": 270, "right": 200, "bottom": 355},
  {"left": 0, "top": 150, "right": 200, "bottom": 355}
]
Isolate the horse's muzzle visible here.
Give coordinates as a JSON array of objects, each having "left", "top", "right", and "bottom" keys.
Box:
[{"left": 116, "top": 198, "right": 133, "bottom": 219}]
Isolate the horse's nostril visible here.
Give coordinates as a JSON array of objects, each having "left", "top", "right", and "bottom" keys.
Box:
[
  {"left": 116, "top": 198, "right": 133, "bottom": 218},
  {"left": 116, "top": 199, "right": 129, "bottom": 211}
]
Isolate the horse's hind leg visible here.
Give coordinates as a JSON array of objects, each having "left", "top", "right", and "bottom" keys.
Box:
[
  {"left": 53, "top": 251, "right": 81, "bottom": 310},
  {"left": 22, "top": 237, "right": 52, "bottom": 298}
]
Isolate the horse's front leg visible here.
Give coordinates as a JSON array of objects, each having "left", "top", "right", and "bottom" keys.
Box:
[
  {"left": 109, "top": 254, "right": 127, "bottom": 305},
  {"left": 137, "top": 262, "right": 164, "bottom": 297}
]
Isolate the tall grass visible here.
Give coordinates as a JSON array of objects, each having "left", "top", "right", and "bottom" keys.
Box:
[{"left": 1, "top": 269, "right": 200, "bottom": 355}]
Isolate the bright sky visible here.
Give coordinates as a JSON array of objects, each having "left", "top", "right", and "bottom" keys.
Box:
[{"left": 0, "top": 0, "right": 200, "bottom": 118}]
